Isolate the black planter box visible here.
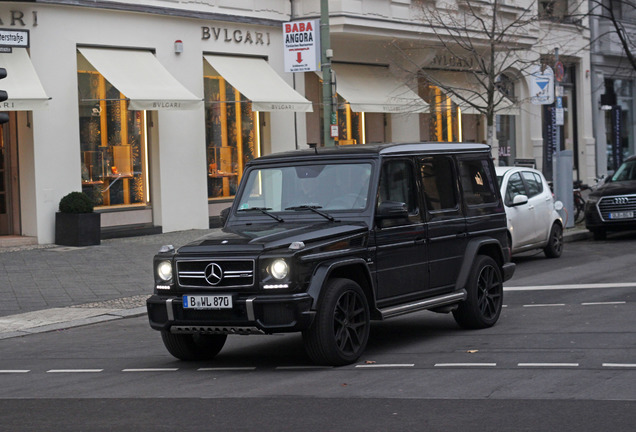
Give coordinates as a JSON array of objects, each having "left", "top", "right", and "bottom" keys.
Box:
[{"left": 55, "top": 212, "right": 101, "bottom": 246}]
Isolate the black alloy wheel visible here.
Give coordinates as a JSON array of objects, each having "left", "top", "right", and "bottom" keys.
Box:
[
  {"left": 303, "top": 278, "right": 370, "bottom": 366},
  {"left": 453, "top": 255, "right": 503, "bottom": 329}
]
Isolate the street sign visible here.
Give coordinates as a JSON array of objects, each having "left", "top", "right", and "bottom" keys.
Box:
[
  {"left": 283, "top": 19, "right": 320, "bottom": 73},
  {"left": 554, "top": 61, "right": 565, "bottom": 82},
  {"left": 528, "top": 65, "right": 554, "bottom": 105},
  {"left": 0, "top": 28, "right": 29, "bottom": 48}
]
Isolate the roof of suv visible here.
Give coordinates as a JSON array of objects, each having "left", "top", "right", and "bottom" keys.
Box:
[{"left": 251, "top": 142, "right": 491, "bottom": 164}]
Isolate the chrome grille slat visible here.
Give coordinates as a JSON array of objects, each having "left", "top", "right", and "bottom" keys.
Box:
[{"left": 176, "top": 259, "right": 255, "bottom": 289}]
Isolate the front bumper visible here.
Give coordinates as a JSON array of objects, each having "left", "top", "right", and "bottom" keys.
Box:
[{"left": 147, "top": 292, "right": 315, "bottom": 335}]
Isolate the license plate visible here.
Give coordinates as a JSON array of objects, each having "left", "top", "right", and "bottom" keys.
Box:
[
  {"left": 608, "top": 211, "right": 634, "bottom": 220},
  {"left": 183, "top": 294, "right": 233, "bottom": 310}
]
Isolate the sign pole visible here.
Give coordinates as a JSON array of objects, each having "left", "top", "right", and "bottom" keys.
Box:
[{"left": 320, "top": 0, "right": 335, "bottom": 147}]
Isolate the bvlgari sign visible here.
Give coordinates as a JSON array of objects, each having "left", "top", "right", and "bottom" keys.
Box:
[{"left": 283, "top": 19, "right": 320, "bottom": 73}]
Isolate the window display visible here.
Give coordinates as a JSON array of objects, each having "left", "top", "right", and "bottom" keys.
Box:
[
  {"left": 204, "top": 76, "right": 260, "bottom": 200},
  {"left": 77, "top": 56, "right": 148, "bottom": 208}
]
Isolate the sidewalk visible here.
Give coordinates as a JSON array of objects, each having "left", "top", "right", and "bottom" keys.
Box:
[{"left": 0, "top": 225, "right": 591, "bottom": 339}]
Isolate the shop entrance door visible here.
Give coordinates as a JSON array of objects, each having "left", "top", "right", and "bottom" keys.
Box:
[{"left": 0, "top": 114, "right": 19, "bottom": 235}]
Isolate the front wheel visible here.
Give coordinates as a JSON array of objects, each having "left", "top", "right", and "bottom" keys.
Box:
[
  {"left": 453, "top": 255, "right": 503, "bottom": 329},
  {"left": 543, "top": 223, "right": 563, "bottom": 258},
  {"left": 303, "top": 278, "right": 370, "bottom": 366},
  {"left": 160, "top": 331, "right": 227, "bottom": 361}
]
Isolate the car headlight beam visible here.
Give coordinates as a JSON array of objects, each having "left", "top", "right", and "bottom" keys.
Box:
[{"left": 157, "top": 260, "right": 173, "bottom": 281}]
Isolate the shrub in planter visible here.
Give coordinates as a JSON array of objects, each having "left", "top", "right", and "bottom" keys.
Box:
[{"left": 55, "top": 192, "right": 100, "bottom": 246}]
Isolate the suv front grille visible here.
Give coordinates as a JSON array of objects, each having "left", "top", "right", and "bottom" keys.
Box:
[
  {"left": 597, "top": 194, "right": 636, "bottom": 221},
  {"left": 176, "top": 259, "right": 255, "bottom": 289}
]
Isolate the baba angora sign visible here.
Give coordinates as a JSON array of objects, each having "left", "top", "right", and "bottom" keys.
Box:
[{"left": 283, "top": 19, "right": 320, "bottom": 73}]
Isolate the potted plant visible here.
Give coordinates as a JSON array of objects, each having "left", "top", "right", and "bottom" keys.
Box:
[{"left": 55, "top": 191, "right": 101, "bottom": 246}]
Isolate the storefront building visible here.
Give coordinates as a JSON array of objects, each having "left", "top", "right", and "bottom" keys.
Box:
[
  {"left": 0, "top": 0, "right": 598, "bottom": 246},
  {"left": 0, "top": 1, "right": 311, "bottom": 245}
]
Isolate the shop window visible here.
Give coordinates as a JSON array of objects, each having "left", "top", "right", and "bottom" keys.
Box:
[
  {"left": 77, "top": 65, "right": 148, "bottom": 209},
  {"left": 204, "top": 76, "right": 260, "bottom": 200},
  {"left": 337, "top": 97, "right": 364, "bottom": 145},
  {"left": 420, "top": 83, "right": 460, "bottom": 142}
]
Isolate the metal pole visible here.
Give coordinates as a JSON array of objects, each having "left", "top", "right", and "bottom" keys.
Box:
[{"left": 320, "top": 0, "right": 335, "bottom": 147}]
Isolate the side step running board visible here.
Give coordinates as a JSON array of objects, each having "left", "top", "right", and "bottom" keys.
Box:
[{"left": 379, "top": 290, "right": 467, "bottom": 320}]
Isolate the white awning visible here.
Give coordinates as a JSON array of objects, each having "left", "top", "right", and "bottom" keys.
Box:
[
  {"left": 0, "top": 48, "right": 49, "bottom": 111},
  {"left": 78, "top": 47, "right": 202, "bottom": 111},
  {"left": 203, "top": 55, "right": 312, "bottom": 112},
  {"left": 423, "top": 70, "right": 518, "bottom": 115},
  {"left": 319, "top": 64, "right": 428, "bottom": 113}
]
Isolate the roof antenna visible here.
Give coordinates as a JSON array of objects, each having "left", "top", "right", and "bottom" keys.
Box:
[{"left": 308, "top": 143, "right": 318, "bottom": 154}]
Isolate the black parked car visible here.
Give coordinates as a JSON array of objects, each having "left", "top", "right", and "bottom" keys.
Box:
[
  {"left": 146, "top": 142, "right": 515, "bottom": 365},
  {"left": 585, "top": 155, "right": 636, "bottom": 240}
]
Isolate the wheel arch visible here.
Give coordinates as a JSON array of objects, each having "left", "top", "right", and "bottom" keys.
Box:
[
  {"left": 455, "top": 237, "right": 505, "bottom": 291},
  {"left": 306, "top": 258, "right": 380, "bottom": 319}
]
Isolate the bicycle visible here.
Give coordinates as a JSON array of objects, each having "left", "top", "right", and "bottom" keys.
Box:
[{"left": 573, "top": 180, "right": 587, "bottom": 223}]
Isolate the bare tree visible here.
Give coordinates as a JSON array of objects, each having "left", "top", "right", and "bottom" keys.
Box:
[{"left": 393, "top": 0, "right": 540, "bottom": 153}]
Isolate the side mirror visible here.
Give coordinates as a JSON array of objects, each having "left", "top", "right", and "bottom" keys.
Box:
[
  {"left": 511, "top": 194, "right": 528, "bottom": 206},
  {"left": 376, "top": 201, "right": 408, "bottom": 219},
  {"left": 220, "top": 207, "right": 231, "bottom": 226}
]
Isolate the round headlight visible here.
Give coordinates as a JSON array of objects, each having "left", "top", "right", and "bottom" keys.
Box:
[
  {"left": 269, "top": 259, "right": 289, "bottom": 280},
  {"left": 157, "top": 260, "right": 173, "bottom": 281}
]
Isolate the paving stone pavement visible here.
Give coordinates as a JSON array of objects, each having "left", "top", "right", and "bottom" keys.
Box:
[{"left": 0, "top": 226, "right": 591, "bottom": 339}]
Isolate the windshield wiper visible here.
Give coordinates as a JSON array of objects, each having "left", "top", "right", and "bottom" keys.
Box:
[
  {"left": 237, "top": 207, "right": 284, "bottom": 222},
  {"left": 284, "top": 205, "right": 338, "bottom": 222}
]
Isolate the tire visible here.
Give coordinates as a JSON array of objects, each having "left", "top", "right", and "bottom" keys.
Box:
[
  {"left": 543, "top": 223, "right": 563, "bottom": 258},
  {"left": 453, "top": 255, "right": 503, "bottom": 329},
  {"left": 160, "top": 331, "right": 227, "bottom": 361},
  {"left": 303, "top": 278, "right": 370, "bottom": 366}
]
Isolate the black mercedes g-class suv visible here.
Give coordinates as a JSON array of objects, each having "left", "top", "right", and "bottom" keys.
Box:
[{"left": 147, "top": 142, "right": 515, "bottom": 365}]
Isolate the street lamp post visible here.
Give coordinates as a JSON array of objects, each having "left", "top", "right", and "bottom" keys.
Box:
[{"left": 320, "top": 0, "right": 335, "bottom": 147}]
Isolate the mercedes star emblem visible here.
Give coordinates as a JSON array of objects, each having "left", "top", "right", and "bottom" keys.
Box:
[{"left": 204, "top": 262, "right": 223, "bottom": 285}]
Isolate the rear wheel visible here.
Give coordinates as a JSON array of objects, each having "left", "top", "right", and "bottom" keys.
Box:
[
  {"left": 543, "top": 223, "right": 563, "bottom": 258},
  {"left": 453, "top": 255, "right": 503, "bottom": 329},
  {"left": 160, "top": 331, "right": 227, "bottom": 361},
  {"left": 303, "top": 278, "right": 370, "bottom": 366}
]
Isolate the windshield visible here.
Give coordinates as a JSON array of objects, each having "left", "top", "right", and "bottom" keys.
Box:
[
  {"left": 612, "top": 160, "right": 636, "bottom": 182},
  {"left": 236, "top": 162, "right": 373, "bottom": 214}
]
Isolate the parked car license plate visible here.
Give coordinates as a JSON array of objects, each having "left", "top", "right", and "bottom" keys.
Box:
[
  {"left": 608, "top": 211, "right": 634, "bottom": 220},
  {"left": 183, "top": 294, "right": 232, "bottom": 309}
]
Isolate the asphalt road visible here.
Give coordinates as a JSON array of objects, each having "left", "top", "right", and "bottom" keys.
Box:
[{"left": 0, "top": 233, "right": 635, "bottom": 431}]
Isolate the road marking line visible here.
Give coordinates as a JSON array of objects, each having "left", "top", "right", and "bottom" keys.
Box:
[
  {"left": 518, "top": 363, "right": 579, "bottom": 367},
  {"left": 602, "top": 363, "right": 636, "bottom": 368},
  {"left": 434, "top": 363, "right": 497, "bottom": 367},
  {"left": 276, "top": 366, "right": 333, "bottom": 370},
  {"left": 523, "top": 304, "right": 566, "bottom": 307},
  {"left": 355, "top": 364, "right": 414, "bottom": 368},
  {"left": 122, "top": 368, "right": 178, "bottom": 372},
  {"left": 506, "top": 283, "right": 636, "bottom": 291},
  {"left": 0, "top": 370, "right": 30, "bottom": 373},
  {"left": 47, "top": 369, "right": 103, "bottom": 373},
  {"left": 198, "top": 367, "right": 257, "bottom": 371},
  {"left": 581, "top": 301, "right": 626, "bottom": 306}
]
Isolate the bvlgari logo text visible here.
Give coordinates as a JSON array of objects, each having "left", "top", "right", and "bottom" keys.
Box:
[
  {"left": 431, "top": 54, "right": 474, "bottom": 70},
  {"left": 0, "top": 11, "right": 38, "bottom": 27},
  {"left": 202, "top": 26, "right": 270, "bottom": 45}
]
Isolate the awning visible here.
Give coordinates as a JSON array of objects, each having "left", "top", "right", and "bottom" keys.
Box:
[
  {"left": 204, "top": 55, "right": 312, "bottom": 112},
  {"left": 78, "top": 47, "right": 202, "bottom": 111},
  {"left": 0, "top": 48, "right": 49, "bottom": 111},
  {"left": 320, "top": 63, "right": 428, "bottom": 113},
  {"left": 423, "top": 70, "right": 518, "bottom": 115}
]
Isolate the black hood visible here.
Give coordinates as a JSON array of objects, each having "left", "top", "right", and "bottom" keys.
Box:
[
  {"left": 177, "top": 221, "right": 368, "bottom": 254},
  {"left": 591, "top": 180, "right": 636, "bottom": 198}
]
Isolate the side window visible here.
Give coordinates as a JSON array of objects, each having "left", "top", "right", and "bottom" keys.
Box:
[
  {"left": 458, "top": 158, "right": 498, "bottom": 206},
  {"left": 378, "top": 159, "right": 419, "bottom": 216},
  {"left": 522, "top": 171, "right": 541, "bottom": 198},
  {"left": 419, "top": 156, "right": 459, "bottom": 212},
  {"left": 505, "top": 172, "right": 526, "bottom": 206}
]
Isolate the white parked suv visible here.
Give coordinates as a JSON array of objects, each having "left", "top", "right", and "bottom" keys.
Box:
[{"left": 496, "top": 166, "right": 564, "bottom": 258}]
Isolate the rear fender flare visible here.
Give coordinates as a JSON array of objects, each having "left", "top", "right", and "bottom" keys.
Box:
[{"left": 455, "top": 238, "right": 504, "bottom": 291}]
